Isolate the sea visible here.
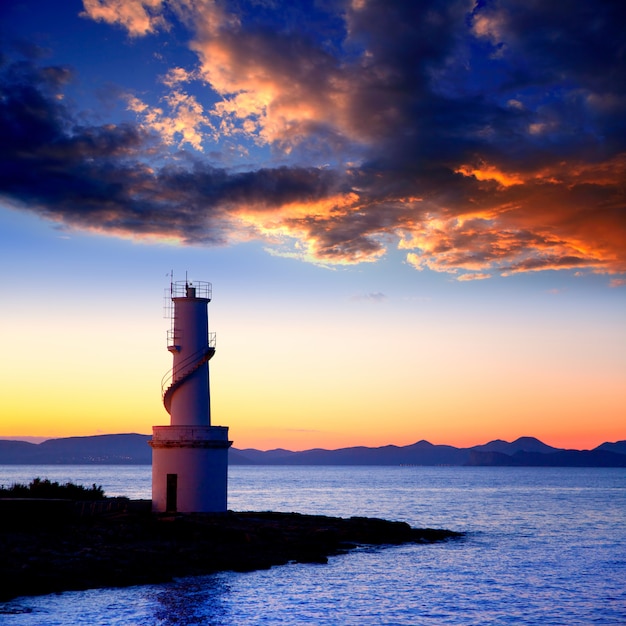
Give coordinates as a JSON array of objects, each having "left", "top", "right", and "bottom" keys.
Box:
[{"left": 0, "top": 465, "right": 624, "bottom": 625}]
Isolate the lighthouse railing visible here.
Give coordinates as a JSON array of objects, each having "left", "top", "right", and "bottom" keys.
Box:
[{"left": 170, "top": 281, "right": 212, "bottom": 300}]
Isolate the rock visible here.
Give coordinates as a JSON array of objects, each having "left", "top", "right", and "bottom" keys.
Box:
[{"left": 0, "top": 507, "right": 462, "bottom": 601}]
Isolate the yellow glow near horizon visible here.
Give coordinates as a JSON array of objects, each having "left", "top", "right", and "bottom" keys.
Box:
[{"left": 1, "top": 272, "right": 623, "bottom": 452}]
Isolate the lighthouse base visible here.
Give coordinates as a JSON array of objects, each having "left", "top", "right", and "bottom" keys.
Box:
[{"left": 150, "top": 426, "right": 232, "bottom": 513}]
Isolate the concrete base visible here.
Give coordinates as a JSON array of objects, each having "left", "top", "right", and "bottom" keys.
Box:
[{"left": 150, "top": 425, "right": 232, "bottom": 513}]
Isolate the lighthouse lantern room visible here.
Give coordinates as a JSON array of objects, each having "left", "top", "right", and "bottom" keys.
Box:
[{"left": 150, "top": 279, "right": 232, "bottom": 513}]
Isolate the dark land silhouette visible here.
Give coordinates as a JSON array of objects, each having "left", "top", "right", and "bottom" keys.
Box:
[
  {"left": 0, "top": 500, "right": 461, "bottom": 601},
  {"left": 1, "top": 434, "right": 625, "bottom": 467}
]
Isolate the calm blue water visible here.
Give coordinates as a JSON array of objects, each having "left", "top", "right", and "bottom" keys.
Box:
[{"left": 0, "top": 465, "right": 624, "bottom": 625}]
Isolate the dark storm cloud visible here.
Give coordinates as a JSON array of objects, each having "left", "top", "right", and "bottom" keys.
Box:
[
  {"left": 0, "top": 56, "right": 340, "bottom": 245},
  {"left": 344, "top": 0, "right": 625, "bottom": 165}
]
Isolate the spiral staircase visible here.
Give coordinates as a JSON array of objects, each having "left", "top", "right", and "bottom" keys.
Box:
[{"left": 161, "top": 346, "right": 215, "bottom": 415}]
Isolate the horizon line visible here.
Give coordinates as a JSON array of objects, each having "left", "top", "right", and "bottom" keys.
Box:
[{"left": 1, "top": 433, "right": 623, "bottom": 453}]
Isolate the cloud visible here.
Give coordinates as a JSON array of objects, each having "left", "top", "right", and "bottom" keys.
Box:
[
  {"left": 456, "top": 273, "right": 492, "bottom": 282},
  {"left": 81, "top": 0, "right": 167, "bottom": 37},
  {"left": 350, "top": 292, "right": 388, "bottom": 303},
  {"left": 2, "top": 0, "right": 626, "bottom": 279},
  {"left": 0, "top": 57, "right": 340, "bottom": 246},
  {"left": 184, "top": 2, "right": 359, "bottom": 156},
  {"left": 161, "top": 67, "right": 195, "bottom": 88},
  {"left": 128, "top": 90, "right": 212, "bottom": 150}
]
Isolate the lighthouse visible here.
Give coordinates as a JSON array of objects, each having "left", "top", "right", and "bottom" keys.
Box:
[{"left": 150, "top": 279, "right": 232, "bottom": 513}]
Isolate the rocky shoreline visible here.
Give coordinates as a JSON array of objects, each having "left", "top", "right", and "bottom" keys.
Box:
[{"left": 0, "top": 503, "right": 462, "bottom": 602}]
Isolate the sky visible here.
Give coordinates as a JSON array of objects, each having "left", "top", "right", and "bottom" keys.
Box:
[{"left": 0, "top": 0, "right": 624, "bottom": 451}]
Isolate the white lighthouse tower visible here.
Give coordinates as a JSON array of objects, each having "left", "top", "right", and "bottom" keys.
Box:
[{"left": 150, "top": 279, "right": 231, "bottom": 513}]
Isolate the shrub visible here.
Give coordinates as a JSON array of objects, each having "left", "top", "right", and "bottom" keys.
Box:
[{"left": 0, "top": 477, "right": 105, "bottom": 500}]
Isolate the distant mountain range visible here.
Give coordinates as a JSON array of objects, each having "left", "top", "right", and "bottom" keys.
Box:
[{"left": 1, "top": 434, "right": 625, "bottom": 467}]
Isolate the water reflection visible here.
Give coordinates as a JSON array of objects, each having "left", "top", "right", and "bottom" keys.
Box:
[
  {"left": 148, "top": 575, "right": 232, "bottom": 625},
  {"left": 0, "top": 575, "right": 234, "bottom": 626}
]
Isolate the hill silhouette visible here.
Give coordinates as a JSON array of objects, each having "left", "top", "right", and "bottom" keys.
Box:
[{"left": 1, "top": 435, "right": 625, "bottom": 467}]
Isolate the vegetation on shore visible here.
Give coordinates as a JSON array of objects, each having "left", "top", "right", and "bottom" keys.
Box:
[{"left": 0, "top": 477, "right": 105, "bottom": 500}]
